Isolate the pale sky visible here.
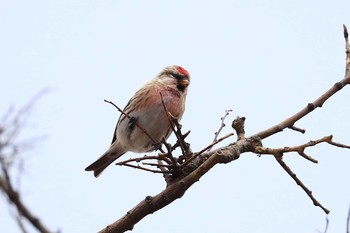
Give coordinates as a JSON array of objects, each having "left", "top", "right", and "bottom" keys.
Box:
[{"left": 1, "top": 1, "right": 350, "bottom": 233}]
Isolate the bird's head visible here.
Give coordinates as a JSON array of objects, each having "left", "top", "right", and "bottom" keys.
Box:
[{"left": 157, "top": 65, "right": 191, "bottom": 92}]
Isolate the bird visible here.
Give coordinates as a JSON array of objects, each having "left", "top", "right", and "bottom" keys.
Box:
[{"left": 85, "top": 65, "right": 191, "bottom": 177}]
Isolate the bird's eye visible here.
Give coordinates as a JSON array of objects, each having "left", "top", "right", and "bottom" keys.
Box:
[{"left": 172, "top": 73, "right": 185, "bottom": 80}]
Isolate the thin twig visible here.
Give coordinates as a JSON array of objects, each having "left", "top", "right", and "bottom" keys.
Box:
[
  {"left": 274, "top": 154, "right": 329, "bottom": 214},
  {"left": 15, "top": 214, "right": 29, "bottom": 233},
  {"left": 0, "top": 91, "right": 53, "bottom": 233},
  {"left": 328, "top": 140, "right": 350, "bottom": 149},
  {"left": 316, "top": 216, "right": 329, "bottom": 233},
  {"left": 142, "top": 162, "right": 172, "bottom": 168},
  {"left": 324, "top": 216, "right": 329, "bottom": 233},
  {"left": 121, "top": 163, "right": 172, "bottom": 174},
  {"left": 116, "top": 155, "right": 172, "bottom": 166},
  {"left": 0, "top": 174, "right": 52, "bottom": 233},
  {"left": 207, "top": 109, "right": 232, "bottom": 151}
]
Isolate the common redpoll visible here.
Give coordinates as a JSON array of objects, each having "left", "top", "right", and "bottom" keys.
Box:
[{"left": 85, "top": 65, "right": 190, "bottom": 177}]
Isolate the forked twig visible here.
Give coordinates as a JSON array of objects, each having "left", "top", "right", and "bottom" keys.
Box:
[{"left": 254, "top": 134, "right": 350, "bottom": 214}]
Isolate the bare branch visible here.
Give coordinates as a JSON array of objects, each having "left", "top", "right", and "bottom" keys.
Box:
[
  {"left": 98, "top": 138, "right": 251, "bottom": 233},
  {"left": 0, "top": 90, "right": 54, "bottom": 233},
  {"left": 254, "top": 136, "right": 334, "bottom": 163},
  {"left": 254, "top": 78, "right": 350, "bottom": 140},
  {"left": 116, "top": 155, "right": 172, "bottom": 166},
  {"left": 118, "top": 163, "right": 172, "bottom": 174},
  {"left": 255, "top": 25, "right": 350, "bottom": 140},
  {"left": 207, "top": 109, "right": 232, "bottom": 151},
  {"left": 328, "top": 139, "right": 350, "bottom": 149},
  {"left": 0, "top": 163, "right": 53, "bottom": 233},
  {"left": 274, "top": 155, "right": 329, "bottom": 214},
  {"left": 253, "top": 134, "right": 350, "bottom": 214}
]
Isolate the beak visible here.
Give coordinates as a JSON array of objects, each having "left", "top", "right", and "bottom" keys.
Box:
[{"left": 178, "top": 78, "right": 190, "bottom": 87}]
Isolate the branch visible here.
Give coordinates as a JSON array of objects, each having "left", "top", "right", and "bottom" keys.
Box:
[
  {"left": 274, "top": 155, "right": 329, "bottom": 214},
  {"left": 99, "top": 136, "right": 257, "bottom": 233},
  {"left": 0, "top": 173, "right": 52, "bottom": 233},
  {"left": 98, "top": 25, "right": 350, "bottom": 232},
  {"left": 252, "top": 135, "right": 350, "bottom": 214},
  {"left": 254, "top": 25, "right": 350, "bottom": 140},
  {"left": 254, "top": 135, "right": 340, "bottom": 163},
  {"left": 0, "top": 91, "right": 54, "bottom": 233},
  {"left": 254, "top": 134, "right": 350, "bottom": 214}
]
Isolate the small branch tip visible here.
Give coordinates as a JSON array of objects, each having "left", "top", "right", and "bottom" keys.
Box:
[{"left": 344, "top": 24, "right": 349, "bottom": 39}]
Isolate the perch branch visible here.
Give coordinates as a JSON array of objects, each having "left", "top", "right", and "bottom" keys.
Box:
[{"left": 98, "top": 137, "right": 253, "bottom": 233}]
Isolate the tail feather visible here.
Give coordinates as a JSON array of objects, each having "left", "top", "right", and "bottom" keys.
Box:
[{"left": 85, "top": 148, "right": 125, "bottom": 177}]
